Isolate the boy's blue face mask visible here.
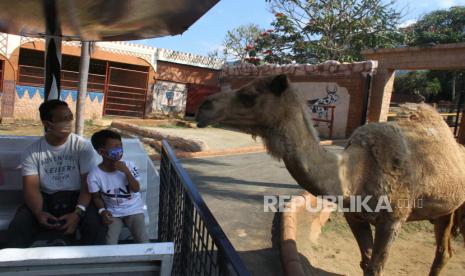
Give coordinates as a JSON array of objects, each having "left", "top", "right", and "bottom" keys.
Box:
[{"left": 107, "top": 147, "right": 123, "bottom": 161}]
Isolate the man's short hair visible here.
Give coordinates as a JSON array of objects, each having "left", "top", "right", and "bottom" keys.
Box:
[
  {"left": 91, "top": 130, "right": 122, "bottom": 150},
  {"left": 39, "top": 100, "right": 69, "bottom": 122}
]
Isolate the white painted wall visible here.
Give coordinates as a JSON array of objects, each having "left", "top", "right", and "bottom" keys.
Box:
[{"left": 293, "top": 82, "right": 350, "bottom": 139}]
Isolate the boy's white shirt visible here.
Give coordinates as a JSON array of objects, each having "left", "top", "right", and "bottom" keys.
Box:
[{"left": 87, "top": 160, "right": 144, "bottom": 217}]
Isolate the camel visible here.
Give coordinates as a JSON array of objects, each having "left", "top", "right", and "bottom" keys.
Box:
[{"left": 195, "top": 74, "right": 465, "bottom": 276}]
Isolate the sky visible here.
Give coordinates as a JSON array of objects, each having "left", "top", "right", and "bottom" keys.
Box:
[{"left": 136, "top": 0, "right": 465, "bottom": 57}]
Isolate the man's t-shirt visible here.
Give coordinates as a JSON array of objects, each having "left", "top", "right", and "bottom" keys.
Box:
[
  {"left": 21, "top": 133, "right": 96, "bottom": 194},
  {"left": 87, "top": 161, "right": 144, "bottom": 217}
]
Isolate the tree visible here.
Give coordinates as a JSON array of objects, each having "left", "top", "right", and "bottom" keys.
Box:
[
  {"left": 222, "top": 24, "right": 263, "bottom": 62},
  {"left": 250, "top": 0, "right": 403, "bottom": 64},
  {"left": 402, "top": 6, "right": 465, "bottom": 103},
  {"left": 206, "top": 49, "right": 226, "bottom": 62},
  {"left": 393, "top": 71, "right": 441, "bottom": 102},
  {"left": 404, "top": 6, "right": 465, "bottom": 46}
]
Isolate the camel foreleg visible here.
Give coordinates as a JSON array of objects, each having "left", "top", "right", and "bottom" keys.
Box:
[
  {"left": 365, "top": 219, "right": 402, "bottom": 276},
  {"left": 344, "top": 213, "right": 373, "bottom": 271}
]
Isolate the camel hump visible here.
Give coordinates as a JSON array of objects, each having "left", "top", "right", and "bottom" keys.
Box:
[
  {"left": 348, "top": 122, "right": 409, "bottom": 176},
  {"left": 393, "top": 103, "right": 450, "bottom": 130}
]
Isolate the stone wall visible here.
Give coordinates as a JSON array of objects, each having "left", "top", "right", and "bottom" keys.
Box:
[
  {"left": 13, "top": 85, "right": 103, "bottom": 121},
  {"left": 221, "top": 61, "right": 377, "bottom": 138}
]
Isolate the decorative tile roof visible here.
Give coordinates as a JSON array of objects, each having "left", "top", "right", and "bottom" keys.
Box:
[
  {"left": 157, "top": 48, "right": 224, "bottom": 70},
  {"left": 0, "top": 33, "right": 7, "bottom": 56},
  {"left": 96, "top": 41, "right": 156, "bottom": 68},
  {"left": 9, "top": 33, "right": 224, "bottom": 70}
]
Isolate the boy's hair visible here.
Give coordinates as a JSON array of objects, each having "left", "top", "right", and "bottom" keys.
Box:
[
  {"left": 91, "top": 130, "right": 122, "bottom": 150},
  {"left": 39, "top": 100, "right": 69, "bottom": 122}
]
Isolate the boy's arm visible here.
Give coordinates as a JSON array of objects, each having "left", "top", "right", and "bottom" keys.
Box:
[
  {"left": 91, "top": 192, "right": 106, "bottom": 210},
  {"left": 92, "top": 192, "right": 113, "bottom": 224},
  {"left": 125, "top": 171, "right": 140, "bottom": 192},
  {"left": 115, "top": 161, "right": 140, "bottom": 192}
]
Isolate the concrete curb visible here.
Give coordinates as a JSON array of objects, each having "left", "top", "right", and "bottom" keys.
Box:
[
  {"left": 281, "top": 192, "right": 334, "bottom": 276},
  {"left": 111, "top": 121, "right": 209, "bottom": 152},
  {"left": 150, "top": 139, "right": 347, "bottom": 160}
]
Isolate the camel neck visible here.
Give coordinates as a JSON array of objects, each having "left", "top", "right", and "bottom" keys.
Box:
[{"left": 261, "top": 104, "right": 346, "bottom": 197}]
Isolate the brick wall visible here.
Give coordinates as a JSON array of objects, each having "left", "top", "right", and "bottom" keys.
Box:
[
  {"left": 156, "top": 61, "right": 220, "bottom": 87},
  {"left": 221, "top": 61, "right": 376, "bottom": 138}
]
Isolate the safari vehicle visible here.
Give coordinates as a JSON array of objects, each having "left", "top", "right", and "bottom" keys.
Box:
[{"left": 0, "top": 1, "right": 248, "bottom": 275}]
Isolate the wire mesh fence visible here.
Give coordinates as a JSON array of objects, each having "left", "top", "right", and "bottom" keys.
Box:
[{"left": 158, "top": 140, "right": 250, "bottom": 276}]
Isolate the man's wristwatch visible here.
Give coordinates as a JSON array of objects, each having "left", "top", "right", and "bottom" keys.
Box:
[{"left": 74, "top": 205, "right": 86, "bottom": 219}]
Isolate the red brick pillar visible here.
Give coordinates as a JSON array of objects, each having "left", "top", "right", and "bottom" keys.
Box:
[
  {"left": 367, "top": 68, "right": 395, "bottom": 122},
  {"left": 457, "top": 107, "right": 465, "bottom": 145}
]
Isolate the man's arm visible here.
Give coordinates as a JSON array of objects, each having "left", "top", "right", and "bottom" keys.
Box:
[
  {"left": 23, "top": 175, "right": 59, "bottom": 228},
  {"left": 23, "top": 175, "right": 43, "bottom": 217},
  {"left": 77, "top": 174, "right": 92, "bottom": 207},
  {"left": 58, "top": 174, "right": 90, "bottom": 234},
  {"left": 73, "top": 139, "right": 97, "bottom": 211}
]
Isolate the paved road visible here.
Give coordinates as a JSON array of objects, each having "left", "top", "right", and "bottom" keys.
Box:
[
  {"left": 181, "top": 152, "right": 300, "bottom": 276},
  {"left": 170, "top": 145, "right": 345, "bottom": 275}
]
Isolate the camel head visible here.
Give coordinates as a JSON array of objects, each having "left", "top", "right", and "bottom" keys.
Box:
[{"left": 196, "top": 74, "right": 294, "bottom": 134}]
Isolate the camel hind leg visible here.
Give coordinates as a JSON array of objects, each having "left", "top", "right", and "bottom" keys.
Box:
[
  {"left": 344, "top": 213, "right": 373, "bottom": 272},
  {"left": 429, "top": 213, "right": 454, "bottom": 276}
]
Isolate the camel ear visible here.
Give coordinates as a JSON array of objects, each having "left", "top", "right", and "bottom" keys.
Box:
[{"left": 270, "top": 74, "right": 289, "bottom": 96}]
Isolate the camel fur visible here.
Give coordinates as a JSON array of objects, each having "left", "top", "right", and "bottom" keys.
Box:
[{"left": 195, "top": 74, "right": 465, "bottom": 276}]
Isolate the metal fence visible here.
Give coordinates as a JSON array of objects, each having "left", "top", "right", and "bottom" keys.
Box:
[{"left": 158, "top": 140, "right": 250, "bottom": 276}]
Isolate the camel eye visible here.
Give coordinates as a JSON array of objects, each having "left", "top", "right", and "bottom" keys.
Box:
[{"left": 237, "top": 92, "right": 257, "bottom": 108}]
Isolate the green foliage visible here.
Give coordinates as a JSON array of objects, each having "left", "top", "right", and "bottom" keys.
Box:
[
  {"left": 248, "top": 0, "right": 403, "bottom": 64},
  {"left": 394, "top": 71, "right": 441, "bottom": 101},
  {"left": 401, "top": 6, "right": 465, "bottom": 103},
  {"left": 404, "top": 6, "right": 465, "bottom": 46},
  {"left": 206, "top": 49, "right": 225, "bottom": 61}
]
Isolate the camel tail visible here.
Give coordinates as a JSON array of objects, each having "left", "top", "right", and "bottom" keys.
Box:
[{"left": 452, "top": 202, "right": 465, "bottom": 247}]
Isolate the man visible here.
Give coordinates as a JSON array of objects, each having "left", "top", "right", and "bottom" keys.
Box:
[{"left": 8, "top": 100, "right": 106, "bottom": 247}]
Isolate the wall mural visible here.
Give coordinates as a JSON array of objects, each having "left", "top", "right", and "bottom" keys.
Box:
[
  {"left": 13, "top": 85, "right": 104, "bottom": 120},
  {"left": 293, "top": 82, "right": 350, "bottom": 139},
  {"left": 308, "top": 85, "right": 339, "bottom": 120},
  {"left": 152, "top": 81, "right": 187, "bottom": 115},
  {"left": 16, "top": 85, "right": 104, "bottom": 103}
]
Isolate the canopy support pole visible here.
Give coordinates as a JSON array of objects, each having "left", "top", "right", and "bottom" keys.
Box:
[
  {"left": 75, "top": 41, "right": 90, "bottom": 136},
  {"left": 44, "top": 0, "right": 62, "bottom": 101}
]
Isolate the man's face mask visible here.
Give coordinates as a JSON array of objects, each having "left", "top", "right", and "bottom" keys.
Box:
[
  {"left": 107, "top": 147, "right": 123, "bottom": 161},
  {"left": 47, "top": 120, "right": 73, "bottom": 136}
]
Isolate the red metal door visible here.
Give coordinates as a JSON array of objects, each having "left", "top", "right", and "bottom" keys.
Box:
[
  {"left": 103, "top": 67, "right": 148, "bottom": 118},
  {"left": 186, "top": 84, "right": 219, "bottom": 116}
]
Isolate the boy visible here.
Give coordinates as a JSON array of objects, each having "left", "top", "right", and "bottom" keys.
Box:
[{"left": 88, "top": 130, "right": 149, "bottom": 244}]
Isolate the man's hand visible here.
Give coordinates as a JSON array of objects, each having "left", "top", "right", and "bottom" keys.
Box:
[
  {"left": 58, "top": 212, "right": 80, "bottom": 235},
  {"left": 101, "top": 210, "right": 113, "bottom": 224},
  {"left": 36, "top": 211, "right": 61, "bottom": 229},
  {"left": 114, "top": 161, "right": 130, "bottom": 174}
]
